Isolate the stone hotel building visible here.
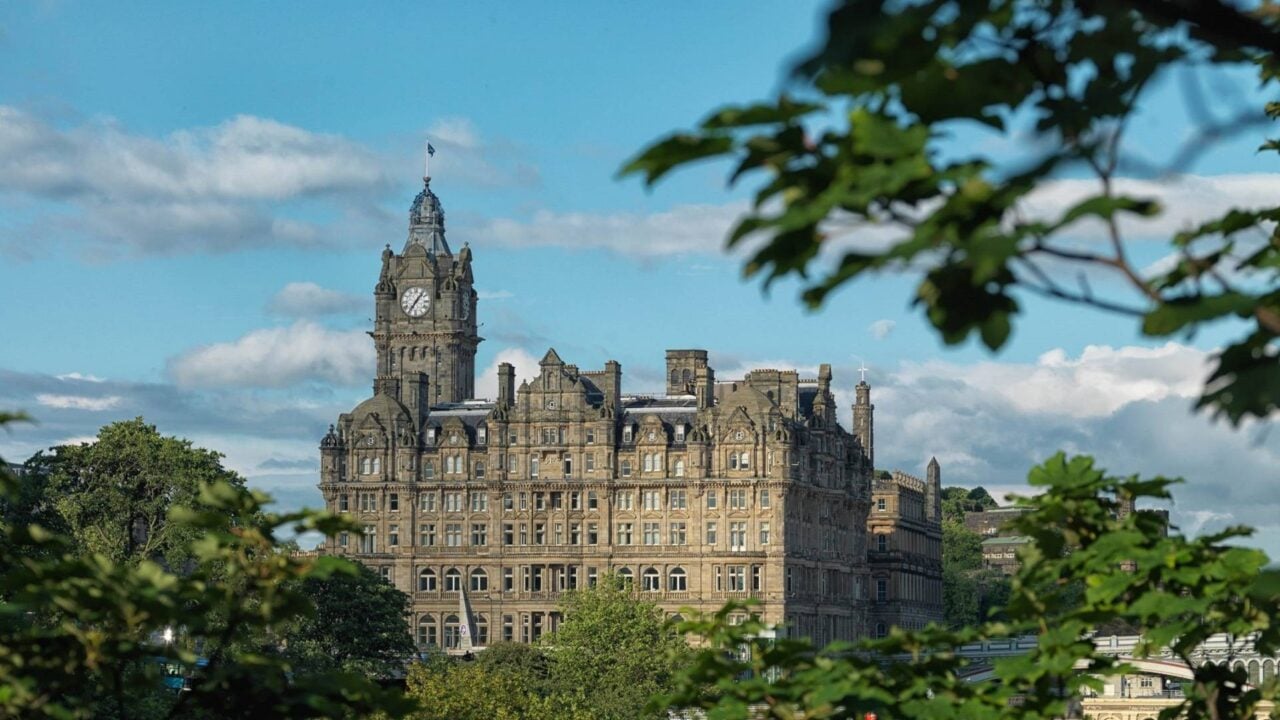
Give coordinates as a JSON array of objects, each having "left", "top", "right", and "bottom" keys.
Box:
[{"left": 319, "top": 173, "right": 943, "bottom": 651}]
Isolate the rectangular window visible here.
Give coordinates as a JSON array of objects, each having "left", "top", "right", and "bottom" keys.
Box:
[
  {"left": 359, "top": 493, "right": 377, "bottom": 512},
  {"left": 714, "top": 565, "right": 722, "bottom": 592},
  {"left": 551, "top": 491, "right": 563, "bottom": 510},
  {"left": 535, "top": 492, "right": 546, "bottom": 511},
  {"left": 471, "top": 523, "right": 487, "bottom": 546},
  {"left": 675, "top": 425, "right": 685, "bottom": 442},
  {"left": 570, "top": 491, "right": 581, "bottom": 510},
  {"left": 471, "top": 492, "right": 488, "bottom": 512},
  {"left": 478, "top": 426, "right": 487, "bottom": 444},
  {"left": 759, "top": 490, "right": 770, "bottom": 509},
  {"left": 360, "top": 525, "right": 376, "bottom": 553},
  {"left": 876, "top": 578, "right": 888, "bottom": 602},
  {"left": 519, "top": 523, "right": 528, "bottom": 545},
  {"left": 419, "top": 523, "right": 435, "bottom": 546},
  {"left": 730, "top": 521, "right": 747, "bottom": 551},
  {"left": 587, "top": 522, "right": 599, "bottom": 545},
  {"left": 519, "top": 492, "right": 527, "bottom": 511},
  {"left": 570, "top": 523, "right": 581, "bottom": 544},
  {"left": 534, "top": 523, "right": 546, "bottom": 545},
  {"left": 587, "top": 567, "right": 598, "bottom": 587},
  {"left": 622, "top": 427, "right": 633, "bottom": 443},
  {"left": 380, "top": 566, "right": 392, "bottom": 583},
  {"left": 531, "top": 457, "right": 539, "bottom": 478},
  {"left": 445, "top": 523, "right": 463, "bottom": 547},
  {"left": 587, "top": 491, "right": 598, "bottom": 510},
  {"left": 585, "top": 453, "right": 595, "bottom": 472},
  {"left": 617, "top": 491, "right": 633, "bottom": 511},
  {"left": 503, "top": 614, "right": 514, "bottom": 642},
  {"left": 759, "top": 522, "right": 771, "bottom": 546},
  {"left": 420, "top": 492, "right": 436, "bottom": 512},
  {"left": 338, "top": 493, "right": 349, "bottom": 512},
  {"left": 388, "top": 524, "right": 399, "bottom": 546},
  {"left": 669, "top": 489, "right": 687, "bottom": 510},
  {"left": 554, "top": 523, "right": 564, "bottom": 545},
  {"left": 567, "top": 565, "right": 578, "bottom": 589},
  {"left": 586, "top": 429, "right": 595, "bottom": 444},
  {"left": 444, "top": 492, "right": 463, "bottom": 513},
  {"left": 669, "top": 521, "right": 687, "bottom": 545},
  {"left": 751, "top": 565, "right": 763, "bottom": 592},
  {"left": 728, "top": 565, "right": 746, "bottom": 592},
  {"left": 729, "top": 489, "right": 748, "bottom": 510},
  {"left": 424, "top": 461, "right": 435, "bottom": 479},
  {"left": 643, "top": 522, "right": 660, "bottom": 545},
  {"left": 706, "top": 491, "right": 718, "bottom": 510},
  {"left": 338, "top": 531, "right": 349, "bottom": 547},
  {"left": 616, "top": 522, "right": 633, "bottom": 545},
  {"left": 503, "top": 569, "right": 514, "bottom": 592},
  {"left": 706, "top": 521, "right": 717, "bottom": 545},
  {"left": 503, "top": 523, "right": 514, "bottom": 545},
  {"left": 503, "top": 493, "right": 513, "bottom": 511},
  {"left": 643, "top": 491, "right": 660, "bottom": 511},
  {"left": 877, "top": 497, "right": 887, "bottom": 512}
]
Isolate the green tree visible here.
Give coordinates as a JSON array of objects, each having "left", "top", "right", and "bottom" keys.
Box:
[
  {"left": 404, "top": 655, "right": 594, "bottom": 720},
  {"left": 656, "top": 454, "right": 1280, "bottom": 720},
  {"left": 25, "top": 418, "right": 253, "bottom": 569},
  {"left": 623, "top": 0, "right": 1280, "bottom": 424},
  {"left": 285, "top": 560, "right": 415, "bottom": 678},
  {"left": 543, "top": 576, "right": 692, "bottom": 720},
  {"left": 0, "top": 415, "right": 415, "bottom": 719}
]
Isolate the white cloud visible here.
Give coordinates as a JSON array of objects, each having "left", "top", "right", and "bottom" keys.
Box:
[
  {"left": 35, "top": 393, "right": 121, "bottom": 411},
  {"left": 55, "top": 372, "right": 104, "bottom": 382},
  {"left": 869, "top": 319, "right": 896, "bottom": 340},
  {"left": 0, "top": 107, "right": 393, "bottom": 257},
  {"left": 457, "top": 202, "right": 752, "bottom": 258},
  {"left": 475, "top": 348, "right": 542, "bottom": 401},
  {"left": 267, "top": 282, "right": 366, "bottom": 317},
  {"left": 1020, "top": 174, "right": 1280, "bottom": 243},
  {"left": 167, "top": 321, "right": 374, "bottom": 388}
]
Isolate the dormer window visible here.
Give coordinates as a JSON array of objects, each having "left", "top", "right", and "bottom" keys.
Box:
[
  {"left": 428, "top": 428, "right": 438, "bottom": 444},
  {"left": 478, "top": 426, "right": 487, "bottom": 444},
  {"left": 675, "top": 424, "right": 685, "bottom": 442},
  {"left": 623, "top": 426, "right": 633, "bottom": 443}
]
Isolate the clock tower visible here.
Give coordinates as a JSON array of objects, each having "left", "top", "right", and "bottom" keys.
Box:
[{"left": 372, "top": 176, "right": 480, "bottom": 413}]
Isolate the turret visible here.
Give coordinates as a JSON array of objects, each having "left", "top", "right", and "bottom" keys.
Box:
[
  {"left": 926, "top": 456, "right": 942, "bottom": 522},
  {"left": 853, "top": 380, "right": 874, "bottom": 470}
]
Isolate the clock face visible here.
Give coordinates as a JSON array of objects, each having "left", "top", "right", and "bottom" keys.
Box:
[{"left": 401, "top": 287, "right": 430, "bottom": 317}]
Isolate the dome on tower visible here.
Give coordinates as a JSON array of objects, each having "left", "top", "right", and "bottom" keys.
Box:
[{"left": 405, "top": 179, "right": 451, "bottom": 256}]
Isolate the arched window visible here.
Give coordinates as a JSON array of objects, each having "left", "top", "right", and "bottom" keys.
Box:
[
  {"left": 642, "top": 567, "right": 661, "bottom": 592},
  {"left": 681, "top": 369, "right": 691, "bottom": 384},
  {"left": 621, "top": 459, "right": 631, "bottom": 477},
  {"left": 475, "top": 461, "right": 485, "bottom": 479},
  {"left": 444, "top": 568, "right": 461, "bottom": 592},
  {"left": 470, "top": 568, "right": 488, "bottom": 592},
  {"left": 616, "top": 567, "right": 633, "bottom": 586},
  {"left": 418, "top": 568, "right": 437, "bottom": 592},
  {"left": 875, "top": 622, "right": 887, "bottom": 638},
  {"left": 443, "top": 614, "right": 461, "bottom": 649},
  {"left": 740, "top": 452, "right": 750, "bottom": 469},
  {"left": 670, "top": 369, "right": 680, "bottom": 386},
  {"left": 372, "top": 457, "right": 381, "bottom": 474},
  {"left": 669, "top": 567, "right": 687, "bottom": 592},
  {"left": 1264, "top": 659, "right": 1275, "bottom": 683},
  {"left": 1250, "top": 660, "right": 1261, "bottom": 686},
  {"left": 674, "top": 459, "right": 685, "bottom": 477},
  {"left": 729, "top": 454, "right": 738, "bottom": 470},
  {"left": 361, "top": 458, "right": 372, "bottom": 474},
  {"left": 416, "top": 614, "right": 437, "bottom": 646},
  {"left": 475, "top": 614, "right": 489, "bottom": 646}
]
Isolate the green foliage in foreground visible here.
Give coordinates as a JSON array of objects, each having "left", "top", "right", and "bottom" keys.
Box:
[
  {"left": 405, "top": 577, "right": 691, "bottom": 720},
  {"left": 0, "top": 416, "right": 415, "bottom": 719},
  {"left": 623, "top": 0, "right": 1280, "bottom": 424},
  {"left": 656, "top": 453, "right": 1280, "bottom": 720}
]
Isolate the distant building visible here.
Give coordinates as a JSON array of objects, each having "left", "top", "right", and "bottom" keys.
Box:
[
  {"left": 6, "top": 462, "right": 25, "bottom": 477},
  {"left": 981, "top": 536, "right": 1031, "bottom": 575},
  {"left": 963, "top": 506, "right": 1027, "bottom": 537},
  {"left": 316, "top": 171, "right": 947, "bottom": 652},
  {"left": 866, "top": 460, "right": 944, "bottom": 636}
]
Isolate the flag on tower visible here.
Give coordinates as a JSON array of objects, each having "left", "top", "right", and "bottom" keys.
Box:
[{"left": 427, "top": 142, "right": 435, "bottom": 156}]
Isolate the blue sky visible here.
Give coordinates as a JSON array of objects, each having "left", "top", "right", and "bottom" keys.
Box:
[{"left": 2, "top": 2, "right": 1278, "bottom": 552}]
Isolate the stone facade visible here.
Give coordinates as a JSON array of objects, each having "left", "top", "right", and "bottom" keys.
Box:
[
  {"left": 963, "top": 506, "right": 1028, "bottom": 537},
  {"left": 318, "top": 176, "right": 943, "bottom": 652},
  {"left": 866, "top": 462, "right": 944, "bottom": 635}
]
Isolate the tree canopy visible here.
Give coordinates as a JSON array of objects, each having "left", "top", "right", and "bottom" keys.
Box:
[{"left": 623, "top": 0, "right": 1280, "bottom": 424}]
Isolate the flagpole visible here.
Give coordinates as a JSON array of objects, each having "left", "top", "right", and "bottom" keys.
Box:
[{"left": 424, "top": 140, "right": 431, "bottom": 182}]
